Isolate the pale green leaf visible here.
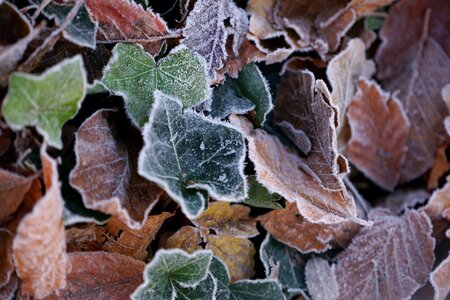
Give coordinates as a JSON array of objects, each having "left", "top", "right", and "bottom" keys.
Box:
[
  {"left": 210, "top": 78, "right": 255, "bottom": 119},
  {"left": 138, "top": 92, "right": 247, "bottom": 219},
  {"left": 2, "top": 55, "right": 86, "bottom": 149},
  {"left": 243, "top": 176, "right": 282, "bottom": 209},
  {"left": 103, "top": 43, "right": 210, "bottom": 127}
]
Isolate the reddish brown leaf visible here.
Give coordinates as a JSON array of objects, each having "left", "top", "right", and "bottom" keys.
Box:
[
  {"left": 85, "top": 0, "right": 174, "bottom": 55},
  {"left": 70, "top": 109, "right": 162, "bottom": 229},
  {"left": 45, "top": 252, "right": 145, "bottom": 300},
  {"left": 431, "top": 254, "right": 450, "bottom": 300},
  {"left": 376, "top": 0, "right": 450, "bottom": 182},
  {"left": 347, "top": 79, "right": 411, "bottom": 191},
  {"left": 336, "top": 209, "right": 435, "bottom": 300},
  {"left": 427, "top": 144, "right": 450, "bottom": 190},
  {"left": 12, "top": 147, "right": 68, "bottom": 299},
  {"left": 424, "top": 176, "right": 450, "bottom": 238},
  {"left": 0, "top": 170, "right": 33, "bottom": 224}
]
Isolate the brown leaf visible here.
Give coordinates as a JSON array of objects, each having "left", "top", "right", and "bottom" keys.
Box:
[
  {"left": 162, "top": 226, "right": 203, "bottom": 254},
  {"left": 258, "top": 202, "right": 360, "bottom": 253},
  {"left": 0, "top": 170, "right": 33, "bottom": 224},
  {"left": 230, "top": 114, "right": 362, "bottom": 224},
  {"left": 423, "top": 176, "right": 450, "bottom": 237},
  {"left": 376, "top": 0, "right": 450, "bottom": 182},
  {"left": 85, "top": 0, "right": 174, "bottom": 56},
  {"left": 45, "top": 251, "right": 145, "bottom": 300},
  {"left": 305, "top": 257, "right": 339, "bottom": 300},
  {"left": 0, "top": 272, "right": 18, "bottom": 300},
  {"left": 443, "top": 84, "right": 450, "bottom": 136},
  {"left": 383, "top": 188, "right": 429, "bottom": 215},
  {"left": 347, "top": 79, "right": 411, "bottom": 191},
  {"left": 427, "top": 144, "right": 450, "bottom": 190},
  {"left": 70, "top": 109, "right": 162, "bottom": 229},
  {"left": 431, "top": 254, "right": 450, "bottom": 300},
  {"left": 345, "top": 0, "right": 394, "bottom": 16},
  {"left": 336, "top": 209, "right": 435, "bottom": 300},
  {"left": 12, "top": 147, "right": 68, "bottom": 299}
]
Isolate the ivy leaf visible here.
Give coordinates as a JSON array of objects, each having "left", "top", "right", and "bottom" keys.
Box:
[
  {"left": 102, "top": 43, "right": 210, "bottom": 127},
  {"left": 131, "top": 249, "right": 212, "bottom": 300},
  {"left": 138, "top": 92, "right": 247, "bottom": 218},
  {"left": 243, "top": 176, "right": 282, "bottom": 210},
  {"left": 2, "top": 56, "right": 87, "bottom": 149},
  {"left": 210, "top": 79, "right": 255, "bottom": 120}
]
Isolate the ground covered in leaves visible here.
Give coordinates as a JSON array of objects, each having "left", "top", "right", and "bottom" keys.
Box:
[{"left": 0, "top": 0, "right": 449, "bottom": 299}]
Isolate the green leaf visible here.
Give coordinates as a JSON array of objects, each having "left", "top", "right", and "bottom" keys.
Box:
[
  {"left": 102, "top": 43, "right": 210, "bottom": 127},
  {"left": 138, "top": 92, "right": 247, "bottom": 219},
  {"left": 176, "top": 273, "right": 217, "bottom": 300},
  {"left": 243, "top": 176, "right": 282, "bottom": 209},
  {"left": 2, "top": 55, "right": 86, "bottom": 149},
  {"left": 132, "top": 249, "right": 212, "bottom": 300}
]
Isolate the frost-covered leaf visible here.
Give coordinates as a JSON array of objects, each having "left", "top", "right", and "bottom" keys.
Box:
[
  {"left": 326, "top": 38, "right": 375, "bottom": 148},
  {"left": 182, "top": 0, "right": 249, "bottom": 80},
  {"left": 131, "top": 249, "right": 212, "bottom": 300},
  {"left": 431, "top": 254, "right": 450, "bottom": 300},
  {"left": 102, "top": 43, "right": 209, "bottom": 127},
  {"left": 376, "top": 0, "right": 450, "bottom": 182},
  {"left": 0, "top": 272, "right": 18, "bottom": 300},
  {"left": 162, "top": 226, "right": 203, "bottom": 254},
  {"left": 346, "top": 79, "right": 410, "bottom": 191},
  {"left": 12, "top": 147, "right": 68, "bottom": 299},
  {"left": 85, "top": 0, "right": 172, "bottom": 55},
  {"left": 243, "top": 176, "right": 282, "bottom": 210},
  {"left": 2, "top": 56, "right": 87, "bottom": 149},
  {"left": 305, "top": 257, "right": 339, "bottom": 300},
  {"left": 335, "top": 209, "right": 435, "bottom": 300},
  {"left": 383, "top": 188, "right": 429, "bottom": 215},
  {"left": 210, "top": 79, "right": 255, "bottom": 120},
  {"left": 423, "top": 177, "right": 450, "bottom": 237},
  {"left": 443, "top": 84, "right": 450, "bottom": 136},
  {"left": 138, "top": 92, "right": 247, "bottom": 219},
  {"left": 0, "top": 170, "right": 32, "bottom": 224},
  {"left": 70, "top": 109, "right": 163, "bottom": 229}
]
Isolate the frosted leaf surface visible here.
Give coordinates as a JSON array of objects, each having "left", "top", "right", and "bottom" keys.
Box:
[{"left": 305, "top": 257, "right": 339, "bottom": 300}]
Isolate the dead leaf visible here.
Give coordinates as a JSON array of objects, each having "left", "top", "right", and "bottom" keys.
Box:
[
  {"left": 305, "top": 257, "right": 339, "bottom": 300},
  {"left": 376, "top": 0, "right": 450, "bottom": 183},
  {"left": 427, "top": 144, "right": 450, "bottom": 190},
  {"left": 335, "top": 209, "right": 435, "bottom": 300},
  {"left": 85, "top": 0, "right": 174, "bottom": 56},
  {"left": 70, "top": 109, "right": 162, "bottom": 229},
  {"left": 443, "top": 84, "right": 450, "bottom": 136},
  {"left": 12, "top": 147, "right": 68, "bottom": 299},
  {"left": 431, "top": 254, "right": 450, "bottom": 300},
  {"left": 258, "top": 202, "right": 360, "bottom": 253},
  {"left": 383, "top": 188, "right": 429, "bottom": 215},
  {"left": 162, "top": 226, "right": 203, "bottom": 254},
  {"left": 423, "top": 176, "right": 450, "bottom": 237},
  {"left": 0, "top": 272, "right": 18, "bottom": 300},
  {"left": 0, "top": 170, "right": 33, "bottom": 224},
  {"left": 345, "top": 0, "right": 394, "bottom": 16},
  {"left": 45, "top": 251, "right": 145, "bottom": 300},
  {"left": 347, "top": 79, "right": 411, "bottom": 191}
]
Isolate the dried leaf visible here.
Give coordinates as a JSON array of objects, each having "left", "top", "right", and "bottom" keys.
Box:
[
  {"left": 2, "top": 56, "right": 87, "bottom": 149},
  {"left": 384, "top": 189, "right": 429, "bottom": 215},
  {"left": 70, "top": 109, "right": 162, "bottom": 229},
  {"left": 431, "top": 254, "right": 450, "bottom": 300},
  {"left": 45, "top": 251, "right": 145, "bottom": 300},
  {"left": 443, "top": 84, "right": 450, "bottom": 136},
  {"left": 427, "top": 145, "right": 450, "bottom": 190},
  {"left": 163, "top": 226, "right": 203, "bottom": 254},
  {"left": 347, "top": 79, "right": 410, "bottom": 191},
  {"left": 85, "top": 0, "right": 172, "bottom": 55},
  {"left": 376, "top": 0, "right": 450, "bottom": 182},
  {"left": 423, "top": 177, "right": 450, "bottom": 236},
  {"left": 305, "top": 257, "right": 339, "bottom": 300},
  {"left": 138, "top": 92, "right": 247, "bottom": 219},
  {"left": 182, "top": 0, "right": 249, "bottom": 80},
  {"left": 0, "top": 170, "right": 32, "bottom": 224},
  {"left": 326, "top": 38, "right": 375, "bottom": 148},
  {"left": 346, "top": 0, "right": 394, "bottom": 16},
  {"left": 12, "top": 147, "right": 68, "bottom": 299},
  {"left": 0, "top": 273, "right": 18, "bottom": 300},
  {"left": 102, "top": 43, "right": 210, "bottom": 127},
  {"left": 335, "top": 209, "right": 435, "bottom": 300}
]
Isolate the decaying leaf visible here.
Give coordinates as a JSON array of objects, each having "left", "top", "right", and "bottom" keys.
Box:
[
  {"left": 423, "top": 176, "right": 450, "bottom": 237},
  {"left": 12, "top": 147, "right": 68, "bottom": 299},
  {"left": 258, "top": 202, "right": 360, "bottom": 253},
  {"left": 45, "top": 251, "right": 145, "bottom": 300},
  {"left": 346, "top": 79, "right": 410, "bottom": 191},
  {"left": 85, "top": 0, "right": 172, "bottom": 55},
  {"left": 335, "top": 209, "right": 435, "bottom": 300},
  {"left": 2, "top": 56, "right": 87, "bottom": 149},
  {"left": 138, "top": 92, "right": 247, "bottom": 219},
  {"left": 376, "top": 0, "right": 450, "bottom": 182},
  {"left": 70, "top": 109, "right": 163, "bottom": 229},
  {"left": 326, "top": 38, "right": 375, "bottom": 148},
  {"left": 0, "top": 170, "right": 32, "bottom": 224},
  {"left": 182, "top": 0, "right": 249, "bottom": 80},
  {"left": 102, "top": 43, "right": 210, "bottom": 127},
  {"left": 305, "top": 257, "right": 339, "bottom": 300},
  {"left": 162, "top": 226, "right": 203, "bottom": 254},
  {"left": 431, "top": 254, "right": 450, "bottom": 300}
]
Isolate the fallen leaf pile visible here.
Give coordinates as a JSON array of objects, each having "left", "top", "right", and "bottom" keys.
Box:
[{"left": 0, "top": 0, "right": 449, "bottom": 299}]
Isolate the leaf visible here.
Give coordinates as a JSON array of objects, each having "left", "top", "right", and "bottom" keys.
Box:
[
  {"left": 231, "top": 112, "right": 361, "bottom": 224},
  {"left": 162, "top": 226, "right": 203, "bottom": 254},
  {"left": 102, "top": 43, "right": 210, "bottom": 127},
  {"left": 376, "top": 0, "right": 450, "bottom": 182},
  {"left": 258, "top": 202, "right": 360, "bottom": 253},
  {"left": 423, "top": 176, "right": 450, "bottom": 237},
  {"left": 85, "top": 0, "right": 172, "bottom": 55},
  {"left": 2, "top": 56, "right": 87, "bottom": 149},
  {"left": 335, "top": 209, "right": 435, "bottom": 300},
  {"left": 305, "top": 257, "right": 339, "bottom": 300},
  {"left": 427, "top": 144, "right": 450, "bottom": 190},
  {"left": 182, "top": 0, "right": 249, "bottom": 81},
  {"left": 346, "top": 79, "right": 411, "bottom": 191},
  {"left": 443, "top": 84, "right": 450, "bottom": 136},
  {"left": 12, "top": 147, "right": 68, "bottom": 299},
  {"left": 243, "top": 176, "right": 282, "bottom": 210},
  {"left": 383, "top": 188, "right": 429, "bottom": 214},
  {"left": 0, "top": 273, "right": 18, "bottom": 300},
  {"left": 325, "top": 38, "right": 375, "bottom": 148},
  {"left": 131, "top": 249, "right": 212, "bottom": 300},
  {"left": 70, "top": 109, "right": 163, "bottom": 229},
  {"left": 138, "top": 92, "right": 247, "bottom": 219},
  {"left": 260, "top": 234, "right": 306, "bottom": 295},
  {"left": 0, "top": 170, "right": 32, "bottom": 224},
  {"left": 431, "top": 254, "right": 450, "bottom": 300},
  {"left": 45, "top": 251, "right": 145, "bottom": 300}
]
